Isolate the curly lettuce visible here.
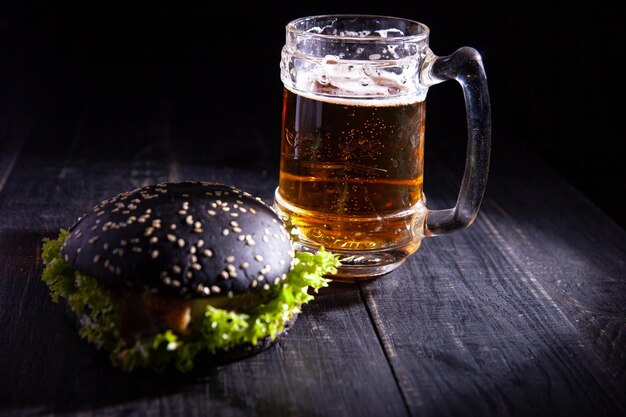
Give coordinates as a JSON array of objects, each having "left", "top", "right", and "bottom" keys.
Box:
[{"left": 41, "top": 230, "right": 339, "bottom": 372}]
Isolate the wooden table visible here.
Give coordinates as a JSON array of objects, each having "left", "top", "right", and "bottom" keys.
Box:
[{"left": 1, "top": 97, "right": 624, "bottom": 417}]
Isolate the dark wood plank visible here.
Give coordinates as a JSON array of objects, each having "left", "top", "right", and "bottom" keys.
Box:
[
  {"left": 482, "top": 147, "right": 626, "bottom": 386},
  {"left": 0, "top": 97, "right": 407, "bottom": 417},
  {"left": 2, "top": 97, "right": 623, "bottom": 416},
  {"left": 429, "top": 143, "right": 626, "bottom": 385},
  {"left": 357, "top": 145, "right": 625, "bottom": 417},
  {"left": 0, "top": 119, "right": 27, "bottom": 196}
]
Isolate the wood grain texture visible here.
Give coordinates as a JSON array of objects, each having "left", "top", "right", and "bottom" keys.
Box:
[
  {"left": 431, "top": 143, "right": 626, "bottom": 386},
  {"left": 0, "top": 119, "right": 27, "bottom": 195},
  {"left": 483, "top": 147, "right": 626, "bottom": 386},
  {"left": 0, "top": 96, "right": 624, "bottom": 417},
  {"left": 358, "top": 145, "right": 625, "bottom": 417}
]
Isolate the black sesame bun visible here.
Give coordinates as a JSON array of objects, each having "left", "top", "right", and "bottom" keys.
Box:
[
  {"left": 39, "top": 181, "right": 341, "bottom": 373},
  {"left": 61, "top": 181, "right": 294, "bottom": 297}
]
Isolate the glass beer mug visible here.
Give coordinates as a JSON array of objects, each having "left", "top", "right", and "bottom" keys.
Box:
[{"left": 274, "top": 15, "right": 491, "bottom": 279}]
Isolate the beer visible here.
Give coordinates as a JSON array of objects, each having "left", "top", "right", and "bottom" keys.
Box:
[
  {"left": 275, "top": 86, "right": 427, "bottom": 255},
  {"left": 276, "top": 15, "right": 492, "bottom": 278}
]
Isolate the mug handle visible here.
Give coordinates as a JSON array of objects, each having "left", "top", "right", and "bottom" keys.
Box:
[{"left": 420, "top": 47, "right": 492, "bottom": 236}]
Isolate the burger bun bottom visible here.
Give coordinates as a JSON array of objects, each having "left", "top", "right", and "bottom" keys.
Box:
[{"left": 60, "top": 298, "right": 298, "bottom": 375}]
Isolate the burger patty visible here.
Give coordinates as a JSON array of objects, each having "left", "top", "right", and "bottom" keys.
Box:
[
  {"left": 120, "top": 290, "right": 274, "bottom": 336},
  {"left": 142, "top": 293, "right": 192, "bottom": 334}
]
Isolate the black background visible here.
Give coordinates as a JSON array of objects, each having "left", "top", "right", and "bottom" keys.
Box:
[{"left": 1, "top": 1, "right": 623, "bottom": 228}]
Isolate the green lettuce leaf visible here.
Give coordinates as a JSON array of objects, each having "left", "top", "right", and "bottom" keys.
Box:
[{"left": 41, "top": 230, "right": 339, "bottom": 372}]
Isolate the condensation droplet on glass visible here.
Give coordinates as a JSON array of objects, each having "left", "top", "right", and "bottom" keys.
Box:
[
  {"left": 362, "top": 65, "right": 373, "bottom": 76},
  {"left": 368, "top": 54, "right": 381, "bottom": 60},
  {"left": 360, "top": 77, "right": 370, "bottom": 86},
  {"left": 319, "top": 74, "right": 329, "bottom": 84},
  {"left": 356, "top": 47, "right": 364, "bottom": 55}
]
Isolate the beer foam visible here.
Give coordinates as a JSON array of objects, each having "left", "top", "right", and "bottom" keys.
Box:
[
  {"left": 287, "top": 54, "right": 426, "bottom": 106},
  {"left": 305, "top": 26, "right": 406, "bottom": 39},
  {"left": 285, "top": 83, "right": 424, "bottom": 107}
]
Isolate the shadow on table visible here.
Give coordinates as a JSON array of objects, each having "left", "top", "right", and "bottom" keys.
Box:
[
  {"left": 3, "top": 292, "right": 325, "bottom": 416},
  {"left": 0, "top": 230, "right": 345, "bottom": 415},
  {"left": 4, "top": 362, "right": 325, "bottom": 416}
]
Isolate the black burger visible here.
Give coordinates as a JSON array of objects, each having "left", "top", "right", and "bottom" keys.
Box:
[{"left": 41, "top": 181, "right": 338, "bottom": 372}]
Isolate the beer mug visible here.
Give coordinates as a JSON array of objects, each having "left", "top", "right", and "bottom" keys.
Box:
[{"left": 274, "top": 15, "right": 491, "bottom": 279}]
